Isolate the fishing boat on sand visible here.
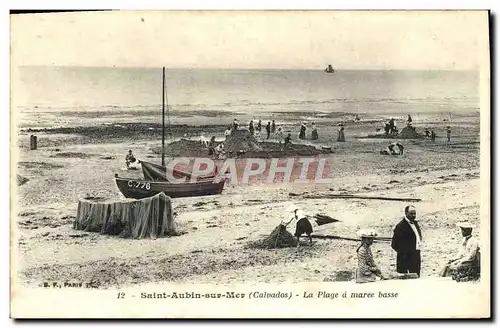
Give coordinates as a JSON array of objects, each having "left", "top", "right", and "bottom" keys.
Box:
[
  {"left": 115, "top": 67, "right": 226, "bottom": 199},
  {"left": 114, "top": 174, "right": 226, "bottom": 199},
  {"left": 140, "top": 160, "right": 217, "bottom": 181}
]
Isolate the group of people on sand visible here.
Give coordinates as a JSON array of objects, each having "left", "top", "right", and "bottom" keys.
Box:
[
  {"left": 298, "top": 122, "right": 320, "bottom": 141},
  {"left": 298, "top": 121, "right": 346, "bottom": 142},
  {"left": 383, "top": 114, "right": 453, "bottom": 143},
  {"left": 424, "top": 126, "right": 452, "bottom": 142},
  {"left": 247, "top": 119, "right": 274, "bottom": 140},
  {"left": 356, "top": 205, "right": 480, "bottom": 283},
  {"left": 380, "top": 142, "right": 405, "bottom": 156},
  {"left": 285, "top": 204, "right": 480, "bottom": 283},
  {"left": 230, "top": 117, "right": 351, "bottom": 145},
  {"left": 230, "top": 118, "right": 284, "bottom": 142},
  {"left": 384, "top": 117, "right": 399, "bottom": 136}
]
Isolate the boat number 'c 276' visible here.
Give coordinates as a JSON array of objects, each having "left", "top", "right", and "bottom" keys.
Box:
[{"left": 128, "top": 180, "right": 151, "bottom": 190}]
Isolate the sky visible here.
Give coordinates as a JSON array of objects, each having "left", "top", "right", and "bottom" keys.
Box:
[{"left": 10, "top": 10, "right": 489, "bottom": 70}]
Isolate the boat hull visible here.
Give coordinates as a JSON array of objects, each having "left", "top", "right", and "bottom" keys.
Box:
[{"left": 115, "top": 176, "right": 226, "bottom": 199}]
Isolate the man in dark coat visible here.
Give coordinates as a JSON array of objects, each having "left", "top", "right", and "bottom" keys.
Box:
[{"left": 391, "top": 205, "right": 423, "bottom": 277}]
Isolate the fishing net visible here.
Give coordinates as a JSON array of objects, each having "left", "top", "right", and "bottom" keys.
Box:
[
  {"left": 248, "top": 224, "right": 298, "bottom": 249},
  {"left": 73, "top": 192, "right": 178, "bottom": 239},
  {"left": 398, "top": 126, "right": 425, "bottom": 139}
]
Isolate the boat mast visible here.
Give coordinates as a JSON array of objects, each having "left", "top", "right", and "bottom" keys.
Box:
[
  {"left": 165, "top": 70, "right": 171, "bottom": 142},
  {"left": 162, "top": 67, "right": 166, "bottom": 166}
]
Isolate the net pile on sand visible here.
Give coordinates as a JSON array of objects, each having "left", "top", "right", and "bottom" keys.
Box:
[
  {"left": 73, "top": 192, "right": 178, "bottom": 239},
  {"left": 249, "top": 224, "right": 297, "bottom": 249},
  {"left": 224, "top": 129, "right": 263, "bottom": 153},
  {"left": 398, "top": 126, "right": 424, "bottom": 139},
  {"left": 362, "top": 126, "right": 424, "bottom": 140},
  {"left": 150, "top": 139, "right": 209, "bottom": 157}
]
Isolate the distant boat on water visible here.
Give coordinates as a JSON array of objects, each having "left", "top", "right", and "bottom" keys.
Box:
[{"left": 324, "top": 65, "right": 335, "bottom": 73}]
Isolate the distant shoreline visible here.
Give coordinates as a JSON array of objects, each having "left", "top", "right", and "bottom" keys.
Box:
[{"left": 17, "top": 65, "right": 480, "bottom": 73}]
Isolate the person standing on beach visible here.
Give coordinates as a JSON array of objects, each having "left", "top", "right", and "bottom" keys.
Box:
[
  {"left": 271, "top": 120, "right": 276, "bottom": 134},
  {"left": 337, "top": 123, "right": 345, "bottom": 142},
  {"left": 276, "top": 126, "right": 284, "bottom": 144},
  {"left": 283, "top": 207, "right": 315, "bottom": 247},
  {"left": 233, "top": 119, "right": 239, "bottom": 131},
  {"left": 249, "top": 120, "right": 255, "bottom": 135},
  {"left": 224, "top": 126, "right": 232, "bottom": 139},
  {"left": 446, "top": 126, "right": 451, "bottom": 142},
  {"left": 257, "top": 120, "right": 262, "bottom": 133},
  {"left": 388, "top": 118, "right": 396, "bottom": 134},
  {"left": 311, "top": 122, "right": 318, "bottom": 140},
  {"left": 431, "top": 130, "right": 436, "bottom": 142},
  {"left": 299, "top": 122, "right": 307, "bottom": 140},
  {"left": 391, "top": 205, "right": 423, "bottom": 277},
  {"left": 266, "top": 121, "right": 271, "bottom": 139}
]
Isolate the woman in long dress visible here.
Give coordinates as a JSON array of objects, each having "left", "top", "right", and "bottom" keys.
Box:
[
  {"left": 355, "top": 230, "right": 385, "bottom": 283},
  {"left": 337, "top": 123, "right": 345, "bottom": 142},
  {"left": 311, "top": 122, "right": 318, "bottom": 140},
  {"left": 299, "top": 122, "right": 307, "bottom": 140}
]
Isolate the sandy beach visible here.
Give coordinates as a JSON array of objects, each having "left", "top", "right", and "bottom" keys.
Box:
[{"left": 13, "top": 110, "right": 481, "bottom": 289}]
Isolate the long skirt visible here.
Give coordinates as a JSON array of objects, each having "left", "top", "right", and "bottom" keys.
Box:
[
  {"left": 337, "top": 130, "right": 345, "bottom": 142},
  {"left": 312, "top": 130, "right": 318, "bottom": 140},
  {"left": 295, "top": 218, "right": 313, "bottom": 238}
]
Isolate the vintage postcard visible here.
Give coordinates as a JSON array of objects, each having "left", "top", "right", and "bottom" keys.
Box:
[{"left": 10, "top": 10, "right": 490, "bottom": 318}]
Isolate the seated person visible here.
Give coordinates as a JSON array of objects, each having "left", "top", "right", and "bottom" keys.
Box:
[
  {"left": 388, "top": 143, "right": 398, "bottom": 155},
  {"left": 382, "top": 143, "right": 404, "bottom": 156},
  {"left": 439, "top": 222, "right": 480, "bottom": 278},
  {"left": 125, "top": 150, "right": 136, "bottom": 168},
  {"left": 355, "top": 229, "right": 385, "bottom": 283},
  {"left": 396, "top": 142, "right": 404, "bottom": 155}
]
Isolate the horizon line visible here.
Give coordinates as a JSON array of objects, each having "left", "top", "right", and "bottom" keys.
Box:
[{"left": 16, "top": 65, "right": 478, "bottom": 71}]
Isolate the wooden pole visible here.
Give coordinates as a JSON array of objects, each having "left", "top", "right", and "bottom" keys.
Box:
[
  {"left": 162, "top": 67, "right": 166, "bottom": 167},
  {"left": 165, "top": 70, "right": 171, "bottom": 142},
  {"left": 301, "top": 194, "right": 422, "bottom": 202},
  {"left": 311, "top": 234, "right": 392, "bottom": 243}
]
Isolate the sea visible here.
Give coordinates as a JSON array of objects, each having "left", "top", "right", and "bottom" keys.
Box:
[{"left": 14, "top": 66, "right": 480, "bottom": 127}]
